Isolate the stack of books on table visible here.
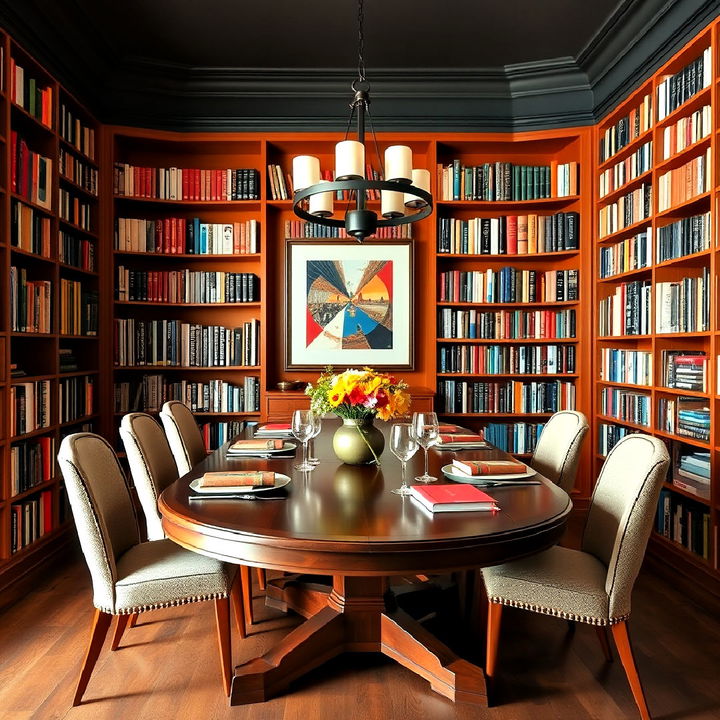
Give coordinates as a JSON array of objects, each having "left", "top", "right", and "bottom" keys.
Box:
[
  {"left": 673, "top": 450, "right": 711, "bottom": 500},
  {"left": 254, "top": 423, "right": 293, "bottom": 437},
  {"left": 409, "top": 484, "right": 498, "bottom": 513}
]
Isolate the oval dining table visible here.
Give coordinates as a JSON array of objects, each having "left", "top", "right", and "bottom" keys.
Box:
[{"left": 159, "top": 420, "right": 571, "bottom": 706}]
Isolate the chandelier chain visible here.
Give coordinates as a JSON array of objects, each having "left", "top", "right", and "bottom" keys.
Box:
[{"left": 357, "top": 0, "right": 366, "bottom": 82}]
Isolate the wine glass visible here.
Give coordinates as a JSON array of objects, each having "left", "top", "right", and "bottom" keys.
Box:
[
  {"left": 307, "top": 412, "right": 322, "bottom": 466},
  {"left": 412, "top": 411, "right": 439, "bottom": 483},
  {"left": 390, "top": 423, "right": 419, "bottom": 496},
  {"left": 292, "top": 409, "right": 315, "bottom": 471}
]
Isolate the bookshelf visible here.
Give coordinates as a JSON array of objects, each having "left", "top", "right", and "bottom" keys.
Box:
[
  {"left": 0, "top": 32, "right": 104, "bottom": 599},
  {"left": 592, "top": 21, "right": 719, "bottom": 585}
]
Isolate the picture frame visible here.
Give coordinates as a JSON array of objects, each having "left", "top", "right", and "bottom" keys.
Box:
[{"left": 285, "top": 239, "right": 414, "bottom": 370}]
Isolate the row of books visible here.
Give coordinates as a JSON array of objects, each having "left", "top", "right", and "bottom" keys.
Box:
[
  {"left": 657, "top": 148, "right": 711, "bottom": 212},
  {"left": 200, "top": 421, "right": 248, "bottom": 452},
  {"left": 658, "top": 397, "right": 710, "bottom": 441},
  {"left": 113, "top": 375, "right": 260, "bottom": 413},
  {"left": 661, "top": 104, "right": 711, "bottom": 160},
  {"left": 59, "top": 148, "right": 98, "bottom": 196},
  {"left": 656, "top": 491, "right": 710, "bottom": 559},
  {"left": 438, "top": 161, "right": 553, "bottom": 201},
  {"left": 437, "top": 379, "right": 575, "bottom": 415},
  {"left": 10, "top": 436, "right": 54, "bottom": 496},
  {"left": 115, "top": 217, "right": 259, "bottom": 255},
  {"left": 597, "top": 280, "right": 651, "bottom": 336},
  {"left": 656, "top": 212, "right": 710, "bottom": 263},
  {"left": 437, "top": 308, "right": 576, "bottom": 340},
  {"left": 283, "top": 219, "right": 412, "bottom": 239},
  {"left": 10, "top": 380, "right": 51, "bottom": 436},
  {"left": 59, "top": 103, "right": 96, "bottom": 160},
  {"left": 598, "top": 141, "right": 652, "bottom": 199},
  {"left": 10, "top": 491, "right": 53, "bottom": 555},
  {"left": 60, "top": 231, "right": 96, "bottom": 272},
  {"left": 439, "top": 268, "right": 579, "bottom": 304},
  {"left": 661, "top": 350, "right": 707, "bottom": 392},
  {"left": 10, "top": 267, "right": 52, "bottom": 333},
  {"left": 657, "top": 47, "right": 712, "bottom": 121},
  {"left": 11, "top": 132, "right": 52, "bottom": 210},
  {"left": 113, "top": 318, "right": 260, "bottom": 368},
  {"left": 438, "top": 343, "right": 576, "bottom": 376},
  {"left": 11, "top": 200, "right": 51, "bottom": 257},
  {"left": 597, "top": 422, "right": 631, "bottom": 457},
  {"left": 598, "top": 183, "right": 652, "bottom": 238},
  {"left": 483, "top": 421, "right": 546, "bottom": 454},
  {"left": 113, "top": 164, "right": 260, "bottom": 201},
  {"left": 598, "top": 228, "right": 651, "bottom": 279},
  {"left": 59, "top": 188, "right": 92, "bottom": 231},
  {"left": 59, "top": 280, "right": 98, "bottom": 336},
  {"left": 555, "top": 162, "right": 579, "bottom": 197},
  {"left": 267, "top": 163, "right": 291, "bottom": 200},
  {"left": 598, "top": 92, "right": 652, "bottom": 163},
  {"left": 655, "top": 270, "right": 710, "bottom": 334},
  {"left": 600, "top": 387, "right": 650, "bottom": 427},
  {"left": 58, "top": 376, "right": 94, "bottom": 424},
  {"left": 116, "top": 268, "right": 259, "bottom": 304},
  {"left": 673, "top": 448, "right": 710, "bottom": 500},
  {"left": 437, "top": 212, "right": 579, "bottom": 255},
  {"left": 600, "top": 348, "right": 652, "bottom": 386},
  {"left": 59, "top": 348, "right": 79, "bottom": 373},
  {"left": 10, "top": 59, "right": 53, "bottom": 128}
]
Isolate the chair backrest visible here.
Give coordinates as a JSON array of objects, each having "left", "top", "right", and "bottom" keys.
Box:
[
  {"left": 159, "top": 400, "right": 206, "bottom": 476},
  {"left": 582, "top": 433, "right": 669, "bottom": 620},
  {"left": 530, "top": 410, "right": 589, "bottom": 493},
  {"left": 120, "top": 412, "right": 179, "bottom": 541},
  {"left": 57, "top": 433, "right": 140, "bottom": 612}
]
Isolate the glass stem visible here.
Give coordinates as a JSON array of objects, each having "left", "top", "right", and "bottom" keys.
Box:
[
  {"left": 424, "top": 447, "right": 429, "bottom": 477},
  {"left": 401, "top": 460, "right": 407, "bottom": 489},
  {"left": 303, "top": 439, "right": 308, "bottom": 466}
]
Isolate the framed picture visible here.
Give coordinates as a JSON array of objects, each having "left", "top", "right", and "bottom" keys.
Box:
[{"left": 285, "top": 240, "right": 413, "bottom": 370}]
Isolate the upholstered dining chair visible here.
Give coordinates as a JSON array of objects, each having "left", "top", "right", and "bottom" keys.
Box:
[
  {"left": 159, "top": 399, "right": 207, "bottom": 476},
  {"left": 529, "top": 410, "right": 589, "bottom": 493},
  {"left": 57, "top": 432, "right": 244, "bottom": 704},
  {"left": 482, "top": 433, "right": 669, "bottom": 720}
]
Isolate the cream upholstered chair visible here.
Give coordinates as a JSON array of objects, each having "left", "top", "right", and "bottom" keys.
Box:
[
  {"left": 57, "top": 432, "right": 244, "bottom": 705},
  {"left": 483, "top": 433, "right": 669, "bottom": 720},
  {"left": 120, "top": 412, "right": 180, "bottom": 541},
  {"left": 159, "top": 400, "right": 207, "bottom": 476},
  {"left": 529, "top": 410, "right": 589, "bottom": 493}
]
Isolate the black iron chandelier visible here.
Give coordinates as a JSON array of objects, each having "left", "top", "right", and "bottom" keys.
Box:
[{"left": 292, "top": 0, "right": 433, "bottom": 242}]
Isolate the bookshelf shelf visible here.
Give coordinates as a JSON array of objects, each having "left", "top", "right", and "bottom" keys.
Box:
[
  {"left": 598, "top": 168, "right": 653, "bottom": 205},
  {"left": 10, "top": 192, "right": 52, "bottom": 216},
  {"left": 653, "top": 428, "right": 711, "bottom": 449},
  {"left": 9, "top": 246, "right": 54, "bottom": 264},
  {"left": 58, "top": 219, "right": 97, "bottom": 238},
  {"left": 596, "top": 335, "right": 651, "bottom": 341},
  {"left": 59, "top": 174, "right": 98, "bottom": 201},
  {"left": 649, "top": 532, "right": 710, "bottom": 568},
  {"left": 654, "top": 191, "right": 711, "bottom": 220},
  {"left": 436, "top": 300, "right": 578, "bottom": 308},
  {"left": 57, "top": 262, "right": 98, "bottom": 277},
  {"left": 596, "top": 379, "right": 652, "bottom": 390},
  {"left": 114, "top": 365, "right": 261, "bottom": 372},
  {"left": 597, "top": 218, "right": 652, "bottom": 245},
  {"left": 10, "top": 332, "right": 55, "bottom": 338},
  {"left": 58, "top": 334, "right": 98, "bottom": 340},
  {"left": 439, "top": 412, "right": 554, "bottom": 418},
  {"left": 662, "top": 481, "right": 711, "bottom": 506},
  {"left": 436, "top": 196, "right": 580, "bottom": 210},
  {"left": 597, "top": 266, "right": 652, "bottom": 283},
  {"left": 113, "top": 251, "right": 261, "bottom": 260},
  {"left": 655, "top": 84, "right": 712, "bottom": 130},
  {"left": 113, "top": 196, "right": 261, "bottom": 208},
  {"left": 596, "top": 415, "right": 651, "bottom": 433},
  {"left": 597, "top": 127, "right": 654, "bottom": 173},
  {"left": 655, "top": 134, "right": 712, "bottom": 173},
  {"left": 10, "top": 477, "right": 58, "bottom": 504},
  {"left": 655, "top": 386, "right": 710, "bottom": 398},
  {"left": 10, "top": 101, "right": 54, "bottom": 136},
  {"left": 10, "top": 425, "right": 57, "bottom": 443},
  {"left": 436, "top": 250, "right": 579, "bottom": 261},
  {"left": 58, "top": 138, "right": 98, "bottom": 168},
  {"left": 59, "top": 413, "right": 99, "bottom": 428},
  {"left": 114, "top": 301, "right": 262, "bottom": 308},
  {"left": 654, "top": 248, "right": 712, "bottom": 269},
  {"left": 437, "top": 373, "right": 579, "bottom": 379},
  {"left": 437, "top": 337, "right": 579, "bottom": 344}
]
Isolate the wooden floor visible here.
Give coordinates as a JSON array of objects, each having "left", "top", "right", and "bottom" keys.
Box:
[{"left": 2, "top": 538, "right": 720, "bottom": 719}]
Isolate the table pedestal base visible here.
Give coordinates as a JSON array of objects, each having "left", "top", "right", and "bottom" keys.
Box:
[{"left": 230, "top": 575, "right": 487, "bottom": 706}]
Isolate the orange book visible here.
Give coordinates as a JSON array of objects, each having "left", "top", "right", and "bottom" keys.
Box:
[
  {"left": 452, "top": 459, "right": 526, "bottom": 476},
  {"left": 198, "top": 471, "right": 276, "bottom": 488}
]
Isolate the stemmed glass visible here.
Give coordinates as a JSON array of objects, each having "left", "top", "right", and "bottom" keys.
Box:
[
  {"left": 390, "top": 423, "right": 419, "bottom": 496},
  {"left": 292, "top": 409, "right": 315, "bottom": 471},
  {"left": 307, "top": 412, "right": 322, "bottom": 466},
  {"left": 412, "top": 411, "right": 439, "bottom": 483}
]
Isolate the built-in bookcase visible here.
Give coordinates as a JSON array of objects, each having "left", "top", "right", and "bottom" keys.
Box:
[
  {"left": 0, "top": 32, "right": 104, "bottom": 595},
  {"left": 593, "top": 21, "right": 719, "bottom": 584}
]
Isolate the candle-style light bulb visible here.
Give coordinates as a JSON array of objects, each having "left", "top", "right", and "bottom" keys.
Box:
[{"left": 405, "top": 168, "right": 430, "bottom": 208}]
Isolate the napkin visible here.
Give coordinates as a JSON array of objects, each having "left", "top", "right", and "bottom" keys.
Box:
[
  {"left": 452, "top": 459, "right": 526, "bottom": 476},
  {"left": 228, "top": 438, "right": 285, "bottom": 451},
  {"left": 198, "top": 471, "right": 276, "bottom": 487}
]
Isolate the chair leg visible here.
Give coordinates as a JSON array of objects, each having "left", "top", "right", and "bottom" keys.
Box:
[
  {"left": 73, "top": 609, "right": 112, "bottom": 706},
  {"left": 611, "top": 620, "right": 651, "bottom": 720},
  {"left": 255, "top": 567, "right": 267, "bottom": 591},
  {"left": 128, "top": 612, "right": 139, "bottom": 628},
  {"left": 110, "top": 614, "right": 132, "bottom": 651},
  {"left": 214, "top": 598, "right": 232, "bottom": 697},
  {"left": 485, "top": 601, "right": 503, "bottom": 679},
  {"left": 240, "top": 565, "right": 254, "bottom": 626},
  {"left": 230, "top": 570, "right": 247, "bottom": 639},
  {"left": 596, "top": 625, "right": 613, "bottom": 662}
]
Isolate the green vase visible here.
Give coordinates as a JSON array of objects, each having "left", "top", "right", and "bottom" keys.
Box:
[{"left": 333, "top": 417, "right": 385, "bottom": 465}]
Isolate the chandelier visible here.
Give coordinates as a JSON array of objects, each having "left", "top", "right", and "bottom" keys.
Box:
[{"left": 291, "top": 0, "right": 433, "bottom": 242}]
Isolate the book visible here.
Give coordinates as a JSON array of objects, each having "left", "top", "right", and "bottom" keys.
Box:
[
  {"left": 409, "top": 484, "right": 499, "bottom": 513},
  {"left": 228, "top": 438, "right": 284, "bottom": 451},
  {"left": 198, "top": 471, "right": 276, "bottom": 488},
  {"left": 451, "top": 459, "right": 526, "bottom": 476}
]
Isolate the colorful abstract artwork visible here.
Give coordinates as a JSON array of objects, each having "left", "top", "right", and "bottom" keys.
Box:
[{"left": 286, "top": 242, "right": 412, "bottom": 369}]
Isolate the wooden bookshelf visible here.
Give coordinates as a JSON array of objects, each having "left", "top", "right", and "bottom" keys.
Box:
[
  {"left": 593, "top": 21, "right": 719, "bottom": 582},
  {"left": 0, "top": 32, "right": 105, "bottom": 598}
]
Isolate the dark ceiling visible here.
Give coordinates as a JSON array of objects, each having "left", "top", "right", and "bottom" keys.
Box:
[{"left": 0, "top": 0, "right": 718, "bottom": 131}]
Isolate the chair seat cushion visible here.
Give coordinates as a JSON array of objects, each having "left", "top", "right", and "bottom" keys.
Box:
[
  {"left": 482, "top": 545, "right": 611, "bottom": 625},
  {"left": 113, "top": 539, "right": 234, "bottom": 614}
]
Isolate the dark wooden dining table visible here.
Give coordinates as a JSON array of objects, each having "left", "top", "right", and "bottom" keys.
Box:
[{"left": 159, "top": 419, "right": 571, "bottom": 706}]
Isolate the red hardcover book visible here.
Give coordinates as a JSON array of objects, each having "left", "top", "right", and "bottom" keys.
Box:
[
  {"left": 409, "top": 484, "right": 498, "bottom": 513},
  {"left": 10, "top": 130, "right": 17, "bottom": 192},
  {"left": 182, "top": 170, "right": 189, "bottom": 201},
  {"left": 162, "top": 218, "right": 171, "bottom": 254},
  {"left": 506, "top": 215, "right": 518, "bottom": 254},
  {"left": 221, "top": 169, "right": 228, "bottom": 200},
  {"left": 211, "top": 169, "right": 217, "bottom": 200},
  {"left": 452, "top": 459, "right": 526, "bottom": 476}
]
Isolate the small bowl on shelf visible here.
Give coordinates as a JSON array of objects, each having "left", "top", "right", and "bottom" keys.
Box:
[{"left": 276, "top": 381, "right": 299, "bottom": 392}]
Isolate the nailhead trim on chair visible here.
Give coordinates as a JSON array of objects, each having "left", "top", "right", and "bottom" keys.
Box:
[
  {"left": 98, "top": 590, "right": 230, "bottom": 615},
  {"left": 487, "top": 595, "right": 629, "bottom": 626}
]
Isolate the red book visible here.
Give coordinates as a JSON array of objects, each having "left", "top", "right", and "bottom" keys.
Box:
[
  {"left": 452, "top": 459, "right": 526, "bottom": 476},
  {"left": 506, "top": 215, "right": 518, "bottom": 254},
  {"left": 409, "top": 484, "right": 498, "bottom": 513},
  {"left": 41, "top": 490, "right": 52, "bottom": 533}
]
